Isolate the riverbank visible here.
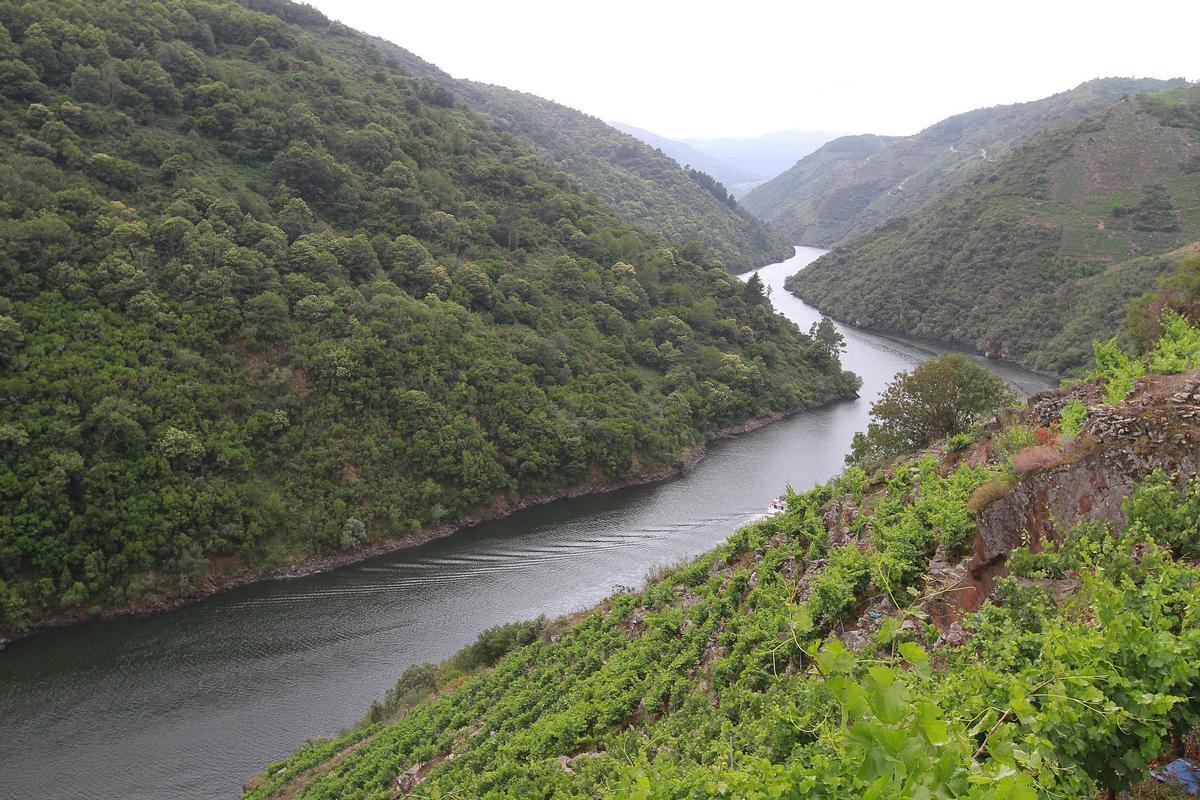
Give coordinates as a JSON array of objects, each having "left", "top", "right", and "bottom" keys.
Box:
[
  {"left": 0, "top": 390, "right": 855, "bottom": 650},
  {"left": 0, "top": 245, "right": 1057, "bottom": 800},
  {"left": 784, "top": 283, "right": 1064, "bottom": 382}
]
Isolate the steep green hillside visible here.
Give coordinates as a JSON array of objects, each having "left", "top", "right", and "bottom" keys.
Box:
[
  {"left": 367, "top": 39, "right": 794, "bottom": 271},
  {"left": 788, "top": 85, "right": 1200, "bottom": 374},
  {"left": 0, "top": 0, "right": 857, "bottom": 634},
  {"left": 246, "top": 323, "right": 1200, "bottom": 800},
  {"left": 745, "top": 77, "right": 1186, "bottom": 246}
]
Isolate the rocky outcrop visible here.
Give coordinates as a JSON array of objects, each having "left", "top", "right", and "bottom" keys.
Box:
[
  {"left": 821, "top": 493, "right": 858, "bottom": 547},
  {"left": 974, "top": 372, "right": 1200, "bottom": 579},
  {"left": 825, "top": 372, "right": 1200, "bottom": 644},
  {"left": 393, "top": 763, "right": 424, "bottom": 795},
  {"left": 979, "top": 371, "right": 1195, "bottom": 561}
]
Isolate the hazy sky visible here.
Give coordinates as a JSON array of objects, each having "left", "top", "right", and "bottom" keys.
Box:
[{"left": 305, "top": 0, "right": 1198, "bottom": 140}]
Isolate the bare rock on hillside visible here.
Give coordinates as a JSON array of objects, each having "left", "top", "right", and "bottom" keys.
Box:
[
  {"left": 394, "top": 762, "right": 425, "bottom": 795},
  {"left": 970, "top": 372, "right": 1200, "bottom": 604},
  {"left": 821, "top": 493, "right": 858, "bottom": 546}
]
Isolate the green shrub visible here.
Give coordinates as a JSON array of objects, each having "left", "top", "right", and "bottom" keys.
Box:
[
  {"left": 367, "top": 663, "right": 438, "bottom": 723},
  {"left": 1059, "top": 398, "right": 1088, "bottom": 437},
  {"left": 85, "top": 153, "right": 140, "bottom": 190},
  {"left": 1145, "top": 310, "right": 1200, "bottom": 374},
  {"left": 808, "top": 544, "right": 870, "bottom": 624},
  {"left": 451, "top": 616, "right": 547, "bottom": 672},
  {"left": 946, "top": 432, "right": 974, "bottom": 452},
  {"left": 1089, "top": 337, "right": 1143, "bottom": 403},
  {"left": 992, "top": 422, "right": 1037, "bottom": 461},
  {"left": 1124, "top": 470, "right": 1200, "bottom": 556},
  {"left": 849, "top": 354, "right": 1016, "bottom": 467}
]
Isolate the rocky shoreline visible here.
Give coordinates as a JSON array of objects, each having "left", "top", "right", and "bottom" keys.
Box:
[{"left": 0, "top": 392, "right": 855, "bottom": 649}]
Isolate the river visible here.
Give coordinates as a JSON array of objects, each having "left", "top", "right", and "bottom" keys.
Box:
[{"left": 0, "top": 247, "right": 1053, "bottom": 800}]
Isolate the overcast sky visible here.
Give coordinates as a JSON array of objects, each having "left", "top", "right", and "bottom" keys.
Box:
[{"left": 305, "top": 0, "right": 1198, "bottom": 140}]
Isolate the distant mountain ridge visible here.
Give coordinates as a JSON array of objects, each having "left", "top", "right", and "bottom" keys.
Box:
[
  {"left": 787, "top": 84, "right": 1200, "bottom": 374},
  {"left": 612, "top": 124, "right": 837, "bottom": 197},
  {"left": 739, "top": 133, "right": 902, "bottom": 234},
  {"left": 683, "top": 129, "right": 839, "bottom": 193},
  {"left": 745, "top": 77, "right": 1189, "bottom": 246},
  {"left": 609, "top": 121, "right": 763, "bottom": 192},
  {"left": 366, "top": 39, "right": 793, "bottom": 270}
]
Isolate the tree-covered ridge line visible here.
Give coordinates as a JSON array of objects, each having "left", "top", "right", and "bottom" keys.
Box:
[
  {"left": 245, "top": 318, "right": 1200, "bottom": 799},
  {"left": 743, "top": 76, "right": 1187, "bottom": 248},
  {"left": 361, "top": 35, "right": 795, "bottom": 272},
  {"left": 0, "top": 0, "right": 858, "bottom": 636},
  {"left": 786, "top": 84, "right": 1200, "bottom": 376}
]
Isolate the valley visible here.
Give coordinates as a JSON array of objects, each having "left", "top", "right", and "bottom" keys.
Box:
[
  {"left": 1, "top": 2, "right": 1199, "bottom": 799},
  {"left": 0, "top": 248, "right": 1050, "bottom": 800}
]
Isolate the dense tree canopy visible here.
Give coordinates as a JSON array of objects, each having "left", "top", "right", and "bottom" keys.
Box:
[
  {"left": 848, "top": 354, "right": 1015, "bottom": 467},
  {"left": 364, "top": 37, "right": 794, "bottom": 272},
  {"left": 0, "top": 0, "right": 857, "bottom": 632}
]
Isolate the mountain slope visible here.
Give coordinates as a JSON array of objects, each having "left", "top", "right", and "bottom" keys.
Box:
[
  {"left": 246, "top": 350, "right": 1200, "bottom": 799},
  {"left": 0, "top": 0, "right": 857, "bottom": 635},
  {"left": 787, "top": 85, "right": 1200, "bottom": 374},
  {"left": 366, "top": 40, "right": 794, "bottom": 271},
  {"left": 745, "top": 77, "right": 1188, "bottom": 246}
]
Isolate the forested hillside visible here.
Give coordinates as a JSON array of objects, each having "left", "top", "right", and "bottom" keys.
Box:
[
  {"left": 788, "top": 85, "right": 1200, "bottom": 374},
  {"left": 0, "top": 0, "right": 858, "bottom": 634},
  {"left": 745, "top": 77, "right": 1186, "bottom": 246},
  {"left": 367, "top": 38, "right": 794, "bottom": 271},
  {"left": 246, "top": 315, "right": 1200, "bottom": 800}
]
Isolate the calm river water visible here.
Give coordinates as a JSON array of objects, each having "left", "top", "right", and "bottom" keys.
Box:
[{"left": 0, "top": 247, "right": 1053, "bottom": 799}]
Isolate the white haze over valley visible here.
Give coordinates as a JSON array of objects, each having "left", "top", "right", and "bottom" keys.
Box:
[{"left": 305, "top": 0, "right": 1198, "bottom": 141}]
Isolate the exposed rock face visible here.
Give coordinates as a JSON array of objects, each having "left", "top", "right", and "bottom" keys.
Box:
[
  {"left": 921, "top": 544, "right": 975, "bottom": 629},
  {"left": 970, "top": 372, "right": 1200, "bottom": 605},
  {"left": 934, "top": 622, "right": 968, "bottom": 649},
  {"left": 825, "top": 372, "right": 1200, "bottom": 639},
  {"left": 822, "top": 493, "right": 858, "bottom": 547},
  {"left": 394, "top": 762, "right": 424, "bottom": 794},
  {"left": 727, "top": 371, "right": 1200, "bottom": 657},
  {"left": 555, "top": 751, "right": 603, "bottom": 774}
]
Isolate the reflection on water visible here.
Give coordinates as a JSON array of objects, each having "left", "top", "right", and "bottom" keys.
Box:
[{"left": 0, "top": 247, "right": 1053, "bottom": 800}]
